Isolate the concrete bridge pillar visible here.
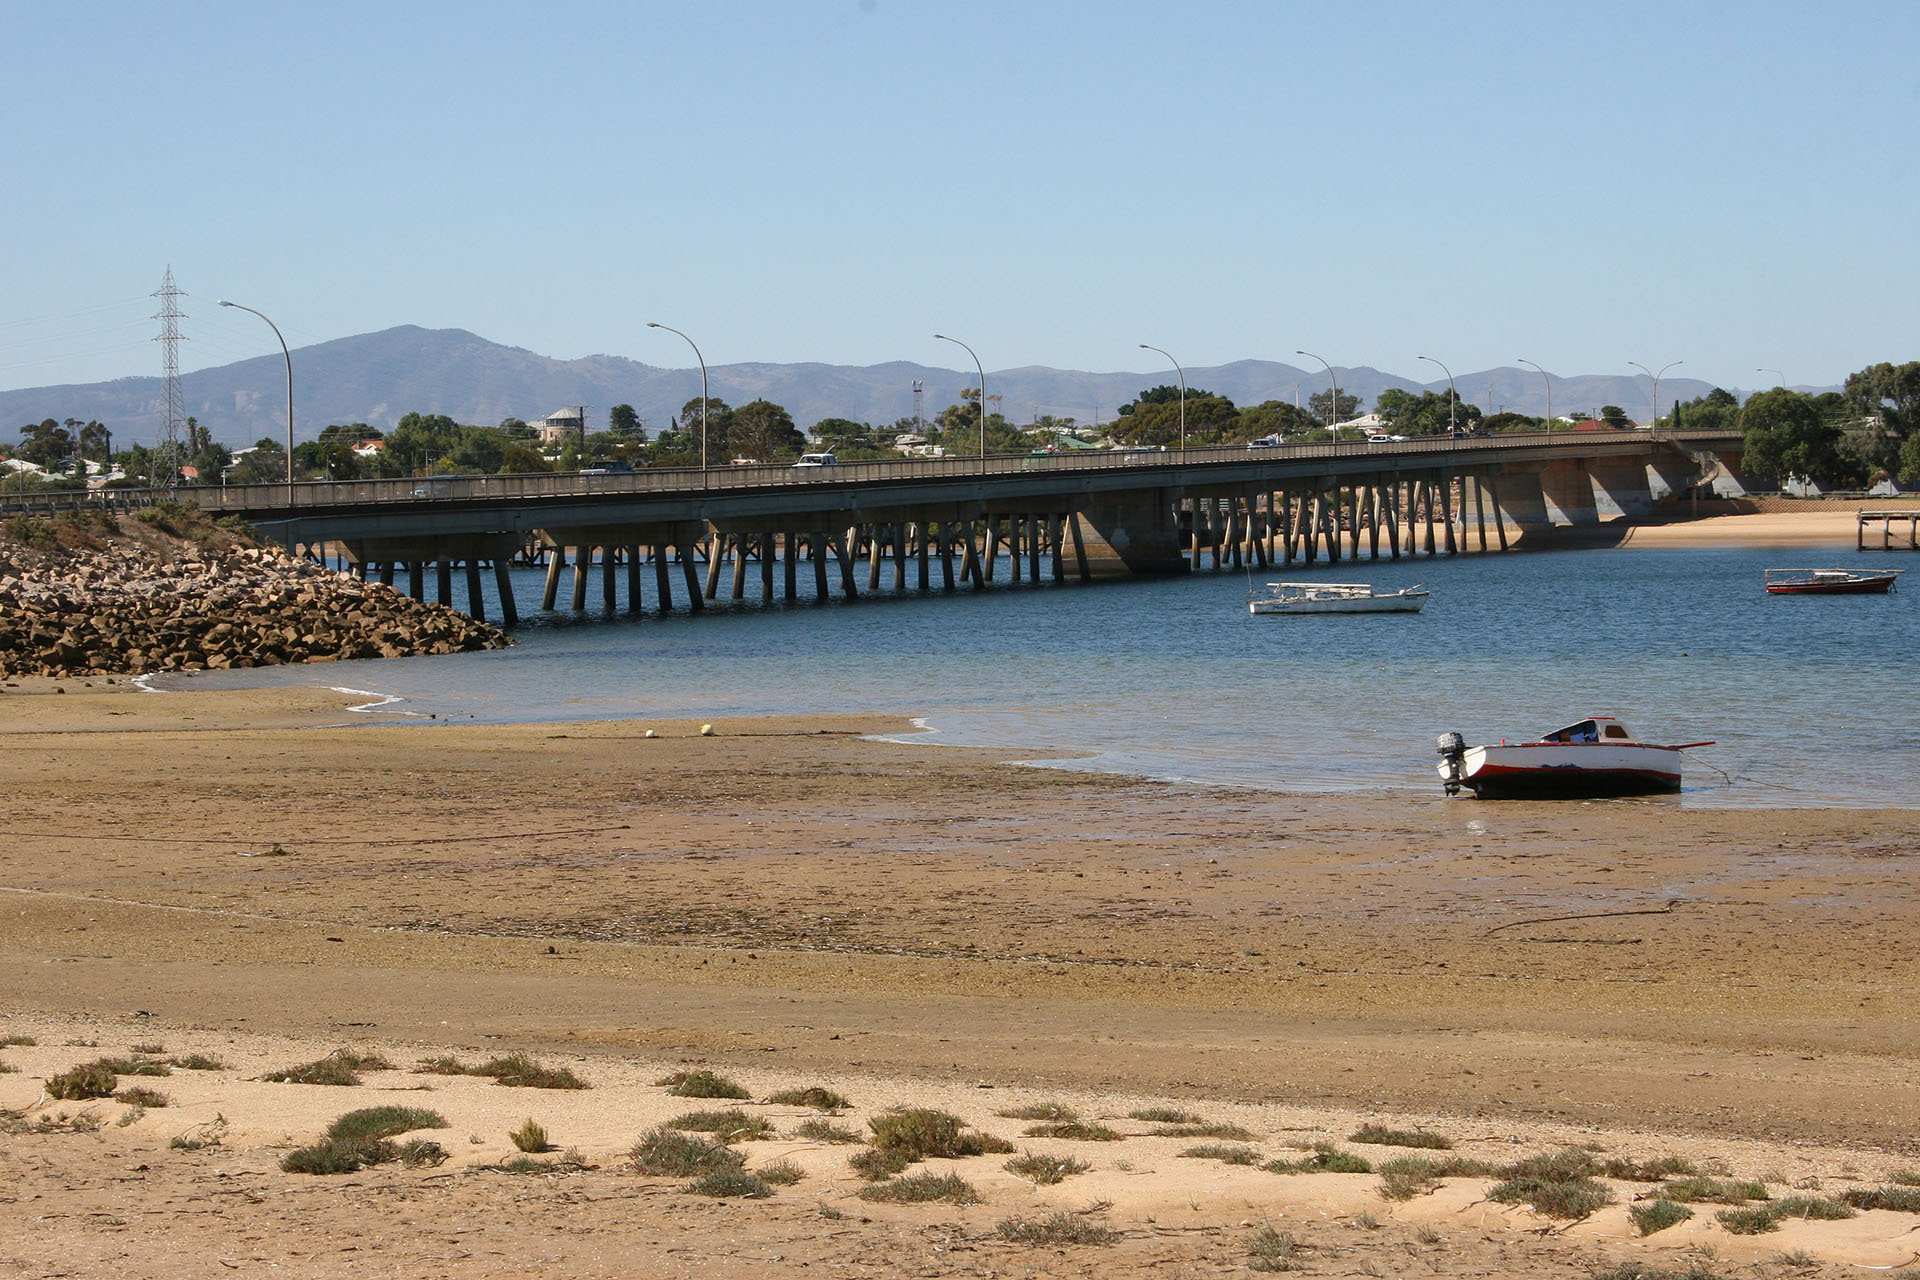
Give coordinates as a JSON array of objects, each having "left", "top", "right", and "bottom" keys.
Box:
[
  {"left": 1587, "top": 460, "right": 1655, "bottom": 519},
  {"left": 1538, "top": 459, "right": 1600, "bottom": 525},
  {"left": 1493, "top": 464, "right": 1552, "bottom": 536},
  {"left": 1070, "top": 488, "right": 1187, "bottom": 579}
]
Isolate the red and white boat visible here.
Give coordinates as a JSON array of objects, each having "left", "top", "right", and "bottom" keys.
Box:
[
  {"left": 1764, "top": 568, "right": 1902, "bottom": 595},
  {"left": 1436, "top": 717, "right": 1714, "bottom": 799}
]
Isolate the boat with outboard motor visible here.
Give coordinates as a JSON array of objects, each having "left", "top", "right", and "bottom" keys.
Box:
[{"left": 1436, "top": 717, "right": 1715, "bottom": 799}]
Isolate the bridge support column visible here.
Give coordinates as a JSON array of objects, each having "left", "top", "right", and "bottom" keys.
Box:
[
  {"left": 655, "top": 548, "right": 674, "bottom": 613},
  {"left": 704, "top": 536, "right": 724, "bottom": 600},
  {"left": 1588, "top": 460, "right": 1655, "bottom": 519},
  {"left": 602, "top": 547, "right": 617, "bottom": 610},
  {"left": 435, "top": 561, "right": 453, "bottom": 606},
  {"left": 811, "top": 533, "right": 830, "bottom": 601},
  {"left": 627, "top": 546, "right": 643, "bottom": 613},
  {"left": 1539, "top": 459, "right": 1600, "bottom": 525},
  {"left": 570, "top": 549, "right": 589, "bottom": 611},
  {"left": 408, "top": 561, "right": 425, "bottom": 601},
  {"left": 681, "top": 542, "right": 704, "bottom": 612},
  {"left": 1028, "top": 515, "right": 1042, "bottom": 582},
  {"left": 1069, "top": 488, "right": 1187, "bottom": 579},
  {"left": 493, "top": 561, "right": 519, "bottom": 627},
  {"left": 1441, "top": 475, "right": 1457, "bottom": 554},
  {"left": 1068, "top": 514, "right": 1090, "bottom": 582},
  {"left": 761, "top": 534, "right": 776, "bottom": 600},
  {"left": 784, "top": 533, "right": 798, "bottom": 601},
  {"left": 465, "top": 562, "right": 485, "bottom": 620}
]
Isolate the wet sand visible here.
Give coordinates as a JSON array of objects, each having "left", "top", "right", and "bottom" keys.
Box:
[{"left": 3, "top": 681, "right": 1920, "bottom": 1276}]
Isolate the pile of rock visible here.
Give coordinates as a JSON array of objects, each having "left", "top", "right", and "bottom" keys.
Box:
[{"left": 0, "top": 539, "right": 511, "bottom": 678}]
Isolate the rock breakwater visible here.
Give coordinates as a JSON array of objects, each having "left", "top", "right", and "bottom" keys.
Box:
[{"left": 0, "top": 527, "right": 510, "bottom": 678}]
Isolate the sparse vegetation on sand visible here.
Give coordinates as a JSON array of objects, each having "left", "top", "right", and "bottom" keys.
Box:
[
  {"left": 510, "top": 1118, "right": 551, "bottom": 1153},
  {"left": 112, "top": 1085, "right": 169, "bottom": 1109},
  {"left": 995, "top": 1102, "right": 1077, "bottom": 1121},
  {"left": 1842, "top": 1184, "right": 1920, "bottom": 1212},
  {"left": 1629, "top": 1199, "right": 1694, "bottom": 1236},
  {"left": 792, "top": 1118, "right": 861, "bottom": 1144},
  {"left": 856, "top": 1172, "right": 979, "bottom": 1204},
  {"left": 1182, "top": 1143, "right": 1260, "bottom": 1166},
  {"left": 657, "top": 1069, "right": 748, "bottom": 1099},
  {"left": 1005, "top": 1151, "right": 1091, "bottom": 1184},
  {"left": 327, "top": 1107, "right": 449, "bottom": 1144},
  {"left": 414, "top": 1053, "right": 586, "bottom": 1089},
  {"left": 666, "top": 1109, "right": 774, "bottom": 1142},
  {"left": 628, "top": 1127, "right": 744, "bottom": 1178},
  {"left": 1128, "top": 1106, "right": 1199, "bottom": 1124},
  {"left": 1601, "top": 1154, "right": 1697, "bottom": 1181},
  {"left": 765, "top": 1085, "right": 850, "bottom": 1111},
  {"left": 868, "top": 1108, "right": 1011, "bottom": 1158},
  {"left": 166, "top": 1053, "right": 227, "bottom": 1071},
  {"left": 757, "top": 1159, "right": 805, "bottom": 1186},
  {"left": 1247, "top": 1225, "right": 1303, "bottom": 1272},
  {"left": 849, "top": 1148, "right": 914, "bottom": 1181},
  {"left": 687, "top": 1169, "right": 772, "bottom": 1198},
  {"left": 1264, "top": 1144, "right": 1372, "bottom": 1175},
  {"left": 1021, "top": 1120, "right": 1120, "bottom": 1142},
  {"left": 1349, "top": 1123, "right": 1451, "bottom": 1149},
  {"left": 995, "top": 1211, "right": 1118, "bottom": 1245},
  {"left": 47, "top": 1061, "right": 119, "bottom": 1100},
  {"left": 281, "top": 1133, "right": 447, "bottom": 1175},
  {"left": 1484, "top": 1149, "right": 1618, "bottom": 1219},
  {"left": 1376, "top": 1154, "right": 1498, "bottom": 1201},
  {"left": 263, "top": 1049, "right": 393, "bottom": 1087},
  {"left": 1151, "top": 1120, "right": 1257, "bottom": 1140}
]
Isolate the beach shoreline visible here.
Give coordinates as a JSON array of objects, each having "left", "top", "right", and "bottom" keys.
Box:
[{"left": 4, "top": 684, "right": 1919, "bottom": 1274}]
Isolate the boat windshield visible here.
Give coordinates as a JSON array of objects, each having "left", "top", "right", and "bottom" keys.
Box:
[{"left": 1541, "top": 719, "right": 1601, "bottom": 743}]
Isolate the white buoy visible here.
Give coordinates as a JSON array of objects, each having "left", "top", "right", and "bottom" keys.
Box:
[
  {"left": 644, "top": 729, "right": 656, "bottom": 739},
  {"left": 700, "top": 723, "right": 714, "bottom": 736}
]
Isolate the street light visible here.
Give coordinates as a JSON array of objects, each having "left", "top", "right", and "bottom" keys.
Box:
[
  {"left": 933, "top": 334, "right": 987, "bottom": 461},
  {"left": 1758, "top": 368, "right": 1785, "bottom": 388},
  {"left": 1417, "top": 354, "right": 1458, "bottom": 436},
  {"left": 1517, "top": 358, "right": 1552, "bottom": 430},
  {"left": 217, "top": 300, "right": 292, "bottom": 500},
  {"left": 1139, "top": 343, "right": 1187, "bottom": 452},
  {"left": 647, "top": 322, "right": 709, "bottom": 472},
  {"left": 1628, "top": 359, "right": 1683, "bottom": 428},
  {"left": 1296, "top": 350, "right": 1340, "bottom": 435}
]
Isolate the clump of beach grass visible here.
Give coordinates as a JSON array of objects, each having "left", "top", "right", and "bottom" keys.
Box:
[
  {"left": 856, "top": 1171, "right": 979, "bottom": 1205},
  {"left": 766, "top": 1085, "right": 849, "bottom": 1111},
  {"left": 510, "top": 1119, "right": 551, "bottom": 1153},
  {"left": 1488, "top": 1149, "right": 1615, "bottom": 1219},
  {"left": 1154, "top": 1120, "right": 1257, "bottom": 1139},
  {"left": 130, "top": 1042, "right": 164, "bottom": 1055},
  {"left": 792, "top": 1118, "right": 861, "bottom": 1144},
  {"left": 1659, "top": 1176, "right": 1768, "bottom": 1204},
  {"left": 410, "top": 1053, "right": 586, "bottom": 1089},
  {"left": 1247, "top": 1225, "right": 1304, "bottom": 1272},
  {"left": 166, "top": 1053, "right": 227, "bottom": 1071},
  {"left": 996, "top": 1102, "right": 1077, "bottom": 1121},
  {"left": 1022, "top": 1120, "right": 1121, "bottom": 1142},
  {"left": 869, "top": 1107, "right": 1011, "bottom": 1158},
  {"left": 1265, "top": 1144, "right": 1372, "bottom": 1175},
  {"left": 658, "top": 1069, "right": 748, "bottom": 1100},
  {"left": 666, "top": 1108, "right": 774, "bottom": 1142},
  {"left": 1842, "top": 1185, "right": 1920, "bottom": 1212},
  {"left": 995, "top": 1211, "right": 1118, "bottom": 1246},
  {"left": 688, "top": 1169, "right": 772, "bottom": 1198},
  {"left": 1630, "top": 1199, "right": 1695, "bottom": 1235},
  {"left": 629, "top": 1126, "right": 745, "bottom": 1177},
  {"left": 1602, "top": 1154, "right": 1697, "bottom": 1181},
  {"left": 327, "top": 1106, "right": 448, "bottom": 1144},
  {"left": 262, "top": 1051, "right": 381, "bottom": 1086},
  {"left": 113, "top": 1085, "right": 169, "bottom": 1109},
  {"left": 1005, "top": 1151, "right": 1091, "bottom": 1184},
  {"left": 757, "top": 1159, "right": 805, "bottom": 1186},
  {"left": 1350, "top": 1124, "right": 1451, "bottom": 1149},
  {"left": 850, "top": 1147, "right": 914, "bottom": 1181},
  {"left": 98, "top": 1056, "right": 170, "bottom": 1077},
  {"left": 0, "top": 1035, "right": 37, "bottom": 1048},
  {"left": 1182, "top": 1143, "right": 1260, "bottom": 1166},
  {"left": 47, "top": 1061, "right": 119, "bottom": 1100},
  {"left": 1128, "top": 1106, "right": 1199, "bottom": 1124},
  {"left": 169, "top": 1117, "right": 226, "bottom": 1151},
  {"left": 1375, "top": 1154, "right": 1497, "bottom": 1201},
  {"left": 1715, "top": 1206, "right": 1779, "bottom": 1235}
]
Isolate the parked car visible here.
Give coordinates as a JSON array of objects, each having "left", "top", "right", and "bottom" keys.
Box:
[
  {"left": 1365, "top": 433, "right": 1410, "bottom": 445},
  {"left": 1248, "top": 434, "right": 1283, "bottom": 448}
]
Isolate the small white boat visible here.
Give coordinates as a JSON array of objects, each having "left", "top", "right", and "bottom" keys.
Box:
[
  {"left": 1436, "top": 717, "right": 1715, "bottom": 799},
  {"left": 1248, "top": 581, "right": 1428, "bottom": 615}
]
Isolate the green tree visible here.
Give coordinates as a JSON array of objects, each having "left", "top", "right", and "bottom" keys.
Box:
[
  {"left": 1237, "top": 400, "right": 1319, "bottom": 441},
  {"left": 384, "top": 412, "right": 465, "bottom": 475},
  {"left": 500, "top": 442, "right": 552, "bottom": 473},
  {"left": 78, "top": 420, "right": 110, "bottom": 463},
  {"left": 229, "top": 439, "right": 287, "bottom": 485},
  {"left": 1375, "top": 389, "right": 1483, "bottom": 437},
  {"left": 449, "top": 427, "right": 508, "bottom": 474},
  {"left": 1845, "top": 361, "right": 1920, "bottom": 437},
  {"left": 1741, "top": 388, "right": 1842, "bottom": 486},
  {"left": 18, "top": 418, "right": 73, "bottom": 469},
  {"left": 726, "top": 400, "right": 804, "bottom": 461},
  {"left": 1112, "top": 387, "right": 1239, "bottom": 446},
  {"left": 607, "top": 403, "right": 645, "bottom": 440},
  {"left": 934, "top": 390, "right": 1021, "bottom": 455},
  {"left": 1598, "top": 405, "right": 1633, "bottom": 429},
  {"left": 1307, "top": 388, "right": 1361, "bottom": 428},
  {"left": 1479, "top": 412, "right": 1540, "bottom": 434},
  {"left": 499, "top": 416, "right": 534, "bottom": 440},
  {"left": 671, "top": 397, "right": 733, "bottom": 461},
  {"left": 317, "top": 422, "right": 377, "bottom": 445},
  {"left": 1668, "top": 388, "right": 1739, "bottom": 432}
]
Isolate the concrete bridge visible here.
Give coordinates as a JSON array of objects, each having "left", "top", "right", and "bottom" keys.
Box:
[{"left": 34, "top": 429, "right": 1747, "bottom": 625}]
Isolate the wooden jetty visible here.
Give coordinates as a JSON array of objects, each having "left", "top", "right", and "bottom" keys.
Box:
[{"left": 1858, "top": 509, "right": 1920, "bottom": 551}]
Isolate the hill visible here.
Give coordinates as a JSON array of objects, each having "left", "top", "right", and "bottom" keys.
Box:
[{"left": 0, "top": 325, "right": 1754, "bottom": 447}]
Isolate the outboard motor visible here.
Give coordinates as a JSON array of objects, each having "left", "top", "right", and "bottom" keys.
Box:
[{"left": 1436, "top": 731, "right": 1467, "bottom": 796}]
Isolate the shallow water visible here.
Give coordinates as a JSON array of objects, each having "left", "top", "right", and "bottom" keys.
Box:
[{"left": 158, "top": 541, "right": 1920, "bottom": 808}]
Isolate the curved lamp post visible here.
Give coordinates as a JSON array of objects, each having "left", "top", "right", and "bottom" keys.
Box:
[
  {"left": 1758, "top": 367, "right": 1785, "bottom": 389},
  {"left": 933, "top": 333, "right": 987, "bottom": 461},
  {"left": 1417, "top": 354, "right": 1458, "bottom": 436},
  {"left": 648, "top": 322, "right": 709, "bottom": 472},
  {"left": 1139, "top": 343, "right": 1187, "bottom": 452},
  {"left": 1629, "top": 359, "right": 1683, "bottom": 428},
  {"left": 1296, "top": 350, "right": 1340, "bottom": 435},
  {"left": 1517, "top": 358, "right": 1552, "bottom": 430},
  {"left": 217, "top": 300, "right": 292, "bottom": 501}
]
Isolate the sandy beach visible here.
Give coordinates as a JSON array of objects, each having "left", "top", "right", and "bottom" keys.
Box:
[{"left": 4, "top": 642, "right": 1919, "bottom": 1277}]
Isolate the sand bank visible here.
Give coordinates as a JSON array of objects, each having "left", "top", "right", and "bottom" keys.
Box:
[{"left": 3, "top": 685, "right": 1918, "bottom": 1276}]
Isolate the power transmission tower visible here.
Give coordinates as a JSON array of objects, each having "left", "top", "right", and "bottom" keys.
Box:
[
  {"left": 912, "top": 380, "right": 924, "bottom": 434},
  {"left": 151, "top": 267, "right": 187, "bottom": 488}
]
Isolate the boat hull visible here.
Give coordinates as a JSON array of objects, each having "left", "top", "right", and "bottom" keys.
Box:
[
  {"left": 1449, "top": 743, "right": 1683, "bottom": 799},
  {"left": 1764, "top": 575, "right": 1897, "bottom": 595},
  {"left": 1249, "top": 595, "right": 1426, "bottom": 615}
]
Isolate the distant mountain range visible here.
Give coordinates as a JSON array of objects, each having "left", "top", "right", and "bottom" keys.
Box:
[{"left": 0, "top": 325, "right": 1817, "bottom": 447}]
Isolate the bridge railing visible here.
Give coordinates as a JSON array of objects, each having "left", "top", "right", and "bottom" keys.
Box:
[{"left": 0, "top": 428, "right": 1732, "bottom": 515}]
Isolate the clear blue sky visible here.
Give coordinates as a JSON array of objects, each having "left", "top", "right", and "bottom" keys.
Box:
[{"left": 3, "top": 0, "right": 1915, "bottom": 394}]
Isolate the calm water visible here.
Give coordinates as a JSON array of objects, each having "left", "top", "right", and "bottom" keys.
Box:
[{"left": 156, "top": 542, "right": 1918, "bottom": 808}]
